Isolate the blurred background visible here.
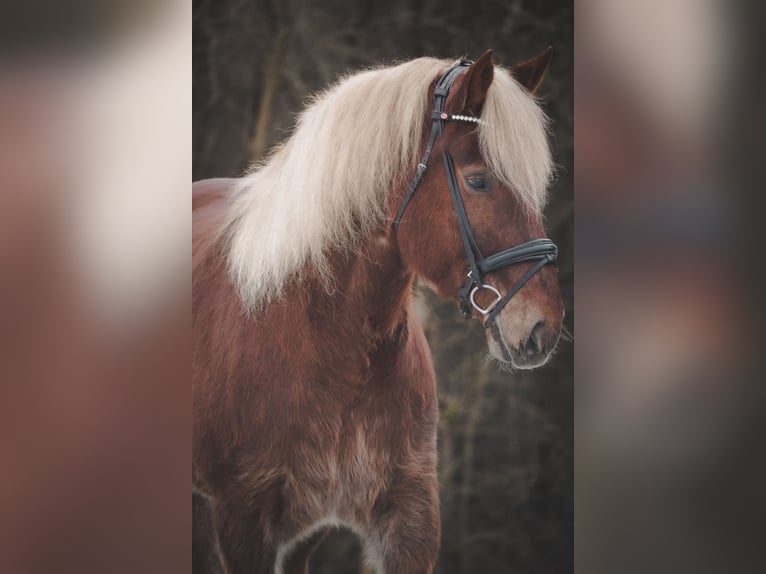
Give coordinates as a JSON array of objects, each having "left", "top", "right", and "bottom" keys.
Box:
[
  {"left": 0, "top": 1, "right": 190, "bottom": 573},
  {"left": 576, "top": 1, "right": 762, "bottom": 573},
  {"left": 193, "top": 1, "right": 573, "bottom": 573}
]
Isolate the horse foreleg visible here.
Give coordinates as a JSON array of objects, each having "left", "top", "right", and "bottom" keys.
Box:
[
  {"left": 364, "top": 473, "right": 441, "bottom": 574},
  {"left": 213, "top": 495, "right": 279, "bottom": 574},
  {"left": 193, "top": 489, "right": 225, "bottom": 574}
]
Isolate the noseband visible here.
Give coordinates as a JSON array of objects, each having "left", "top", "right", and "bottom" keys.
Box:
[{"left": 392, "top": 60, "right": 558, "bottom": 326}]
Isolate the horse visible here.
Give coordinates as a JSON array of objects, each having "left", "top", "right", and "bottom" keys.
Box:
[{"left": 193, "top": 49, "right": 564, "bottom": 574}]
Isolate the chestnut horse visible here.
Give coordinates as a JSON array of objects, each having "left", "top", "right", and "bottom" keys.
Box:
[{"left": 193, "top": 49, "right": 563, "bottom": 574}]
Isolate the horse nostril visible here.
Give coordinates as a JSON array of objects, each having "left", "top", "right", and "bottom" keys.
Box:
[{"left": 525, "top": 321, "right": 546, "bottom": 358}]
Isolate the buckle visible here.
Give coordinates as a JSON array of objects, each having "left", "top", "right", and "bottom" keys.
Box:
[{"left": 469, "top": 284, "right": 502, "bottom": 316}]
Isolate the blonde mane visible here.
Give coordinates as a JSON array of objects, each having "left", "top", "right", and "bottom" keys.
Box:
[{"left": 225, "top": 57, "right": 553, "bottom": 309}]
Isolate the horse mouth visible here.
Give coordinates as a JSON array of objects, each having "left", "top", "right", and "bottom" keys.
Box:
[{"left": 486, "top": 323, "right": 554, "bottom": 371}]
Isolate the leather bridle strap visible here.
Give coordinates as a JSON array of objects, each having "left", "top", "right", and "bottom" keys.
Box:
[
  {"left": 484, "top": 250, "right": 556, "bottom": 324},
  {"left": 391, "top": 61, "right": 558, "bottom": 328},
  {"left": 442, "top": 139, "right": 483, "bottom": 283},
  {"left": 477, "top": 238, "right": 558, "bottom": 275},
  {"left": 392, "top": 63, "right": 471, "bottom": 230}
]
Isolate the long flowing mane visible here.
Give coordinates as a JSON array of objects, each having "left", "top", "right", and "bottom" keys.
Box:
[{"left": 224, "top": 57, "right": 553, "bottom": 309}]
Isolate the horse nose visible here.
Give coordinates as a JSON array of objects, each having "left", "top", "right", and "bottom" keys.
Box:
[{"left": 524, "top": 320, "right": 548, "bottom": 360}]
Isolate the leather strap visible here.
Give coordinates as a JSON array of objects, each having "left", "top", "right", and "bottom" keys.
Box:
[
  {"left": 391, "top": 120, "right": 441, "bottom": 229},
  {"left": 478, "top": 239, "right": 557, "bottom": 275},
  {"left": 392, "top": 62, "right": 471, "bottom": 230},
  {"left": 484, "top": 253, "right": 556, "bottom": 325}
]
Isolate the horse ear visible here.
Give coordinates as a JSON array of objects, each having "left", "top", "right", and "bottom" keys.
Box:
[
  {"left": 511, "top": 46, "right": 553, "bottom": 94},
  {"left": 459, "top": 49, "right": 495, "bottom": 116}
]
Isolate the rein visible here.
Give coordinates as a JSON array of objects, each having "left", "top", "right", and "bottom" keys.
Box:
[{"left": 392, "top": 60, "right": 558, "bottom": 326}]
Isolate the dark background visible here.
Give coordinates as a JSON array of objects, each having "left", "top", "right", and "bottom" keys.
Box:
[{"left": 193, "top": 0, "right": 573, "bottom": 572}]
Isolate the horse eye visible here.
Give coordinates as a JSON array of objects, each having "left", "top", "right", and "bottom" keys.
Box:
[{"left": 465, "top": 175, "right": 488, "bottom": 191}]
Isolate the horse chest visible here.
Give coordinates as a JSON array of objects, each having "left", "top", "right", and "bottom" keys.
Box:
[{"left": 288, "top": 366, "right": 438, "bottom": 522}]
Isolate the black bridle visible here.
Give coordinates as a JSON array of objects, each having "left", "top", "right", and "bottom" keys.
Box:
[{"left": 392, "top": 60, "right": 558, "bottom": 326}]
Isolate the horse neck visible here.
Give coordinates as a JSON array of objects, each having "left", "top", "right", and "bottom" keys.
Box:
[{"left": 305, "top": 231, "right": 415, "bottom": 341}]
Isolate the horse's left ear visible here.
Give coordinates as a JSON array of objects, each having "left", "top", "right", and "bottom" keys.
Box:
[
  {"left": 459, "top": 49, "right": 495, "bottom": 116},
  {"left": 511, "top": 47, "right": 553, "bottom": 94}
]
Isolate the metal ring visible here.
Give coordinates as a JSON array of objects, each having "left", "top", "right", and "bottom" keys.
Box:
[{"left": 469, "top": 284, "right": 502, "bottom": 315}]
